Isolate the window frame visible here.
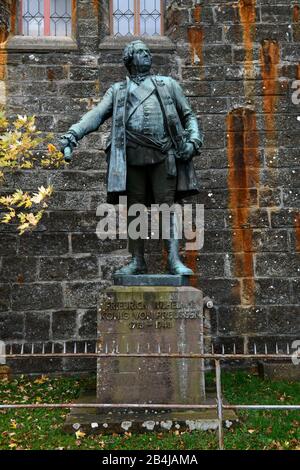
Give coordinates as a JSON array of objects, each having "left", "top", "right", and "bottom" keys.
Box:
[
  {"left": 6, "top": 0, "right": 78, "bottom": 51},
  {"left": 18, "top": 0, "right": 75, "bottom": 38},
  {"left": 109, "top": 0, "right": 164, "bottom": 37}
]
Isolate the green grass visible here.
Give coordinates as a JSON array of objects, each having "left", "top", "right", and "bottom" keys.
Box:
[{"left": 0, "top": 371, "right": 299, "bottom": 450}]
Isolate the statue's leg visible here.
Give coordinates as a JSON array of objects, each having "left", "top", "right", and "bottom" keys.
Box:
[
  {"left": 164, "top": 211, "right": 193, "bottom": 275},
  {"left": 114, "top": 164, "right": 147, "bottom": 275},
  {"left": 151, "top": 160, "right": 193, "bottom": 276}
]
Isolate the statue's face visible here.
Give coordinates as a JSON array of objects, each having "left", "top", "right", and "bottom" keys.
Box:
[{"left": 131, "top": 43, "right": 152, "bottom": 73}]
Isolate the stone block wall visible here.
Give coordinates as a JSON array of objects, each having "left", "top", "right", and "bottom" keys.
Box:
[{"left": 0, "top": 0, "right": 299, "bottom": 373}]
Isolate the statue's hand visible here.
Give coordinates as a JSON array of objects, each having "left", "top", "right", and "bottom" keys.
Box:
[
  {"left": 58, "top": 132, "right": 78, "bottom": 162},
  {"left": 63, "top": 146, "right": 72, "bottom": 162},
  {"left": 178, "top": 142, "right": 196, "bottom": 161}
]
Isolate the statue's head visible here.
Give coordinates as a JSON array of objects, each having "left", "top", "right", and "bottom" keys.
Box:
[{"left": 123, "top": 40, "right": 152, "bottom": 75}]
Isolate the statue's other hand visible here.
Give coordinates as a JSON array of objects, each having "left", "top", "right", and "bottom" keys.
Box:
[{"left": 179, "top": 142, "right": 196, "bottom": 161}]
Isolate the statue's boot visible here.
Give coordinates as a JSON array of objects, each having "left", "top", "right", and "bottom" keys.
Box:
[
  {"left": 115, "top": 239, "right": 147, "bottom": 275},
  {"left": 164, "top": 212, "right": 193, "bottom": 276}
]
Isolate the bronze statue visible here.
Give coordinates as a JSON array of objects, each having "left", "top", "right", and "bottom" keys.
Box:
[{"left": 59, "top": 40, "right": 203, "bottom": 276}]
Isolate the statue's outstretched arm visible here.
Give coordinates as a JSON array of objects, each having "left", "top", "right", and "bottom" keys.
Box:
[{"left": 59, "top": 86, "right": 114, "bottom": 161}]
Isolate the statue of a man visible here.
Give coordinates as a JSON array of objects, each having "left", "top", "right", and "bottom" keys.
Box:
[{"left": 59, "top": 40, "right": 203, "bottom": 276}]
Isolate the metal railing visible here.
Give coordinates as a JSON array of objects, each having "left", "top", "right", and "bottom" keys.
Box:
[{"left": 1, "top": 342, "right": 300, "bottom": 450}]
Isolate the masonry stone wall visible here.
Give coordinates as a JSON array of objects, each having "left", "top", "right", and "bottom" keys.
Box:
[{"left": 0, "top": 0, "right": 299, "bottom": 373}]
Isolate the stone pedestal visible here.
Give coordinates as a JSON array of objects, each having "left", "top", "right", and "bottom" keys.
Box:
[
  {"left": 64, "top": 284, "right": 238, "bottom": 434},
  {"left": 97, "top": 285, "right": 205, "bottom": 405}
]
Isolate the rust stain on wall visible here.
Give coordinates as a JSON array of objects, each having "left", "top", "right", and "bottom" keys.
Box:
[
  {"left": 238, "top": 0, "right": 257, "bottom": 100},
  {"left": 293, "top": 4, "right": 300, "bottom": 41},
  {"left": 295, "top": 213, "right": 300, "bottom": 252},
  {"left": 0, "top": 0, "right": 11, "bottom": 44},
  {"left": 187, "top": 27, "right": 204, "bottom": 67},
  {"left": 260, "top": 40, "right": 280, "bottom": 160},
  {"left": 177, "top": 6, "right": 203, "bottom": 284},
  {"left": 0, "top": 0, "right": 12, "bottom": 105},
  {"left": 227, "top": 108, "right": 260, "bottom": 305},
  {"left": 0, "top": 29, "right": 9, "bottom": 45},
  {"left": 0, "top": 51, "right": 7, "bottom": 115},
  {"left": 239, "top": 0, "right": 257, "bottom": 25},
  {"left": 93, "top": 0, "right": 99, "bottom": 15},
  {"left": 95, "top": 78, "right": 100, "bottom": 94},
  {"left": 0, "top": 54, "right": 7, "bottom": 81},
  {"left": 185, "top": 250, "right": 198, "bottom": 287},
  {"left": 10, "top": 0, "right": 16, "bottom": 35},
  {"left": 162, "top": 246, "right": 168, "bottom": 273},
  {"left": 293, "top": 4, "right": 300, "bottom": 22},
  {"left": 194, "top": 4, "right": 201, "bottom": 23},
  {"left": 47, "top": 69, "right": 55, "bottom": 81},
  {"left": 0, "top": 0, "right": 16, "bottom": 41},
  {"left": 187, "top": 5, "right": 204, "bottom": 70},
  {"left": 71, "top": 0, "right": 77, "bottom": 36},
  {"left": 0, "top": 14, "right": 9, "bottom": 44}
]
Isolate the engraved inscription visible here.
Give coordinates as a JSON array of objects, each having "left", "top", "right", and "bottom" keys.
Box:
[{"left": 99, "top": 300, "right": 201, "bottom": 329}]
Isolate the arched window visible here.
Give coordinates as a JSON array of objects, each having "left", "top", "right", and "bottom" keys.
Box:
[
  {"left": 111, "top": 0, "right": 163, "bottom": 37},
  {"left": 17, "top": 0, "right": 73, "bottom": 36}
]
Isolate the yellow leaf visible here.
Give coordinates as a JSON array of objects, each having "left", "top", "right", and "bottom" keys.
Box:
[
  {"left": 31, "top": 185, "right": 53, "bottom": 204},
  {"left": 31, "top": 194, "right": 43, "bottom": 204},
  {"left": 26, "top": 213, "right": 37, "bottom": 226},
  {"left": 48, "top": 143, "right": 57, "bottom": 153},
  {"left": 24, "top": 198, "right": 33, "bottom": 208},
  {"left": 0, "top": 195, "right": 13, "bottom": 206},
  {"left": 34, "top": 375, "right": 49, "bottom": 385},
  {"left": 75, "top": 430, "right": 86, "bottom": 439},
  {"left": 248, "top": 429, "right": 255, "bottom": 434},
  {"left": 17, "top": 213, "right": 27, "bottom": 223},
  {"left": 10, "top": 420, "right": 17, "bottom": 429},
  {"left": 18, "top": 222, "right": 30, "bottom": 235},
  {"left": 35, "top": 210, "right": 44, "bottom": 222},
  {"left": 9, "top": 443, "right": 17, "bottom": 448},
  {"left": 1, "top": 212, "right": 13, "bottom": 224},
  {"left": 17, "top": 114, "right": 27, "bottom": 123},
  {"left": 11, "top": 190, "right": 24, "bottom": 204}
]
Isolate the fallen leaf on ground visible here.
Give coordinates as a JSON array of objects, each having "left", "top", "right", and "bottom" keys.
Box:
[{"left": 75, "top": 430, "right": 86, "bottom": 439}]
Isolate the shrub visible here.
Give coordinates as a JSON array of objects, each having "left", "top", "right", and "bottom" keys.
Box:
[{"left": 0, "top": 111, "right": 65, "bottom": 234}]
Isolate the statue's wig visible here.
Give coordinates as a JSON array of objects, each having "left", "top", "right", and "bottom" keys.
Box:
[{"left": 123, "top": 40, "right": 151, "bottom": 70}]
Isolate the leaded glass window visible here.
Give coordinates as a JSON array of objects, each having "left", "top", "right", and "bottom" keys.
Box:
[
  {"left": 18, "top": 0, "right": 72, "bottom": 36},
  {"left": 140, "top": 0, "right": 161, "bottom": 36},
  {"left": 111, "top": 0, "right": 163, "bottom": 37}
]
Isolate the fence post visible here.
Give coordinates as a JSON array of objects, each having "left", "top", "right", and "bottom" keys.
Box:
[{"left": 215, "top": 359, "right": 224, "bottom": 450}]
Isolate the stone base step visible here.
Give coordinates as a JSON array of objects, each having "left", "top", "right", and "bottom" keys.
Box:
[
  {"left": 63, "top": 393, "right": 237, "bottom": 435},
  {"left": 112, "top": 274, "right": 191, "bottom": 286}
]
